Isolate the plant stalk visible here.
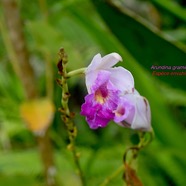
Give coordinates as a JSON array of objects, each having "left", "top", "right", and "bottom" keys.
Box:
[
  {"left": 67, "top": 68, "right": 86, "bottom": 78},
  {"left": 1, "top": 1, "right": 56, "bottom": 185},
  {"left": 99, "top": 165, "right": 124, "bottom": 186},
  {"left": 99, "top": 131, "right": 154, "bottom": 186},
  {"left": 37, "top": 131, "right": 56, "bottom": 186},
  {"left": 58, "top": 48, "right": 86, "bottom": 186}
]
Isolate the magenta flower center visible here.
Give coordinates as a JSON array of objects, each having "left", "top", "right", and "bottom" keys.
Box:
[
  {"left": 115, "top": 106, "right": 125, "bottom": 117},
  {"left": 94, "top": 86, "right": 108, "bottom": 104}
]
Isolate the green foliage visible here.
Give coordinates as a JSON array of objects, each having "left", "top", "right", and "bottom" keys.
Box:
[
  {"left": 0, "top": 0, "right": 186, "bottom": 186},
  {"left": 27, "top": 21, "right": 62, "bottom": 54},
  {"left": 150, "top": 0, "right": 186, "bottom": 23},
  {"left": 91, "top": 0, "right": 186, "bottom": 90},
  {"left": 0, "top": 150, "right": 42, "bottom": 186}
]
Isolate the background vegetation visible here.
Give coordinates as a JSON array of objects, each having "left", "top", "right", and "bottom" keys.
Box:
[{"left": 0, "top": 0, "right": 186, "bottom": 185}]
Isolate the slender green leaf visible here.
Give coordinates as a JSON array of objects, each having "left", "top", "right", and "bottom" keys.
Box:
[
  {"left": 67, "top": 0, "right": 186, "bottom": 148},
  {"left": 150, "top": 0, "right": 186, "bottom": 23},
  {"left": 27, "top": 21, "right": 62, "bottom": 54},
  {"left": 91, "top": 0, "right": 186, "bottom": 90}
]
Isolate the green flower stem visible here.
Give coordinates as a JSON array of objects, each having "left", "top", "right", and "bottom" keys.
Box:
[
  {"left": 124, "top": 130, "right": 154, "bottom": 164},
  {"left": 100, "top": 131, "right": 154, "bottom": 186},
  {"left": 138, "top": 130, "right": 155, "bottom": 149},
  {"left": 58, "top": 48, "right": 86, "bottom": 186},
  {"left": 67, "top": 68, "right": 86, "bottom": 78},
  {"left": 99, "top": 165, "right": 124, "bottom": 186},
  {"left": 122, "top": 130, "right": 154, "bottom": 184}
]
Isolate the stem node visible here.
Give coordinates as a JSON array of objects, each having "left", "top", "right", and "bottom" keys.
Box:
[{"left": 58, "top": 48, "right": 86, "bottom": 186}]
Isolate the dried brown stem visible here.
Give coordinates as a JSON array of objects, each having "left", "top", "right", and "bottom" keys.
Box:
[
  {"left": 1, "top": 1, "right": 56, "bottom": 185},
  {"left": 1, "top": 0, "right": 37, "bottom": 99},
  {"left": 37, "top": 131, "right": 56, "bottom": 186}
]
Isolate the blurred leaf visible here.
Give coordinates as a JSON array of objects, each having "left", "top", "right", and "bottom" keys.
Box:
[
  {"left": 139, "top": 156, "right": 168, "bottom": 186},
  {"left": 0, "top": 63, "right": 25, "bottom": 148},
  {"left": 156, "top": 153, "right": 186, "bottom": 186},
  {"left": 49, "top": 1, "right": 104, "bottom": 70},
  {"left": 0, "top": 175, "right": 39, "bottom": 186},
  {"left": 1, "top": 1, "right": 186, "bottom": 185},
  {"left": 55, "top": 15, "right": 100, "bottom": 70},
  {"left": 91, "top": 0, "right": 186, "bottom": 90},
  {"left": 0, "top": 63, "right": 24, "bottom": 101},
  {"left": 150, "top": 0, "right": 186, "bottom": 23},
  {"left": 27, "top": 21, "right": 62, "bottom": 54},
  {"left": 20, "top": 98, "right": 55, "bottom": 133},
  {"left": 144, "top": 143, "right": 186, "bottom": 186},
  {"left": 0, "top": 147, "right": 123, "bottom": 186},
  {"left": 0, "top": 150, "right": 41, "bottom": 174},
  {"left": 163, "top": 28, "right": 186, "bottom": 43},
  {"left": 67, "top": 0, "right": 186, "bottom": 148},
  {"left": 0, "top": 150, "right": 42, "bottom": 186},
  {"left": 159, "top": 83, "right": 186, "bottom": 106}
]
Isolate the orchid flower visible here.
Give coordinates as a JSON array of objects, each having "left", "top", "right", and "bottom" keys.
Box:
[
  {"left": 85, "top": 53, "right": 134, "bottom": 94},
  {"left": 114, "top": 92, "right": 151, "bottom": 131},
  {"left": 81, "top": 53, "right": 151, "bottom": 131},
  {"left": 81, "top": 70, "right": 119, "bottom": 129}
]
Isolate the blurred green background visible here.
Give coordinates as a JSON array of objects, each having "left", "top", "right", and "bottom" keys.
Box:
[{"left": 0, "top": 0, "right": 186, "bottom": 185}]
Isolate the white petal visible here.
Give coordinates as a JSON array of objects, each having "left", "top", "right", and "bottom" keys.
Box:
[
  {"left": 86, "top": 53, "right": 122, "bottom": 73},
  {"left": 101, "top": 53, "right": 122, "bottom": 69},
  {"left": 85, "top": 71, "right": 99, "bottom": 93},
  {"left": 109, "top": 67, "right": 134, "bottom": 94},
  {"left": 85, "top": 53, "right": 123, "bottom": 93},
  {"left": 86, "top": 53, "right": 102, "bottom": 73},
  {"left": 131, "top": 95, "right": 151, "bottom": 131},
  {"left": 133, "top": 89, "right": 140, "bottom": 95}
]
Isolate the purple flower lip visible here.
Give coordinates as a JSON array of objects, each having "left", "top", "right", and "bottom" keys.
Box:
[
  {"left": 94, "top": 85, "right": 108, "bottom": 104},
  {"left": 115, "top": 106, "right": 125, "bottom": 117},
  {"left": 81, "top": 71, "right": 119, "bottom": 129}
]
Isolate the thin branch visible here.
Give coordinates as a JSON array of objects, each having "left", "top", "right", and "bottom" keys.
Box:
[
  {"left": 99, "top": 165, "right": 124, "bottom": 186},
  {"left": 1, "top": 0, "right": 37, "bottom": 99},
  {"left": 1, "top": 1, "right": 57, "bottom": 186},
  {"left": 58, "top": 48, "right": 86, "bottom": 186}
]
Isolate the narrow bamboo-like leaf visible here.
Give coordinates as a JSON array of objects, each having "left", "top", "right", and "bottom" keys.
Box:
[
  {"left": 151, "top": 148, "right": 186, "bottom": 186},
  {"left": 150, "top": 0, "right": 186, "bottom": 23},
  {"left": 27, "top": 21, "right": 62, "bottom": 54},
  {"left": 140, "top": 143, "right": 186, "bottom": 186},
  {"left": 163, "top": 28, "right": 186, "bottom": 43},
  {"left": 159, "top": 83, "right": 186, "bottom": 106},
  {"left": 67, "top": 1, "right": 186, "bottom": 148},
  {"left": 91, "top": 0, "right": 186, "bottom": 90}
]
